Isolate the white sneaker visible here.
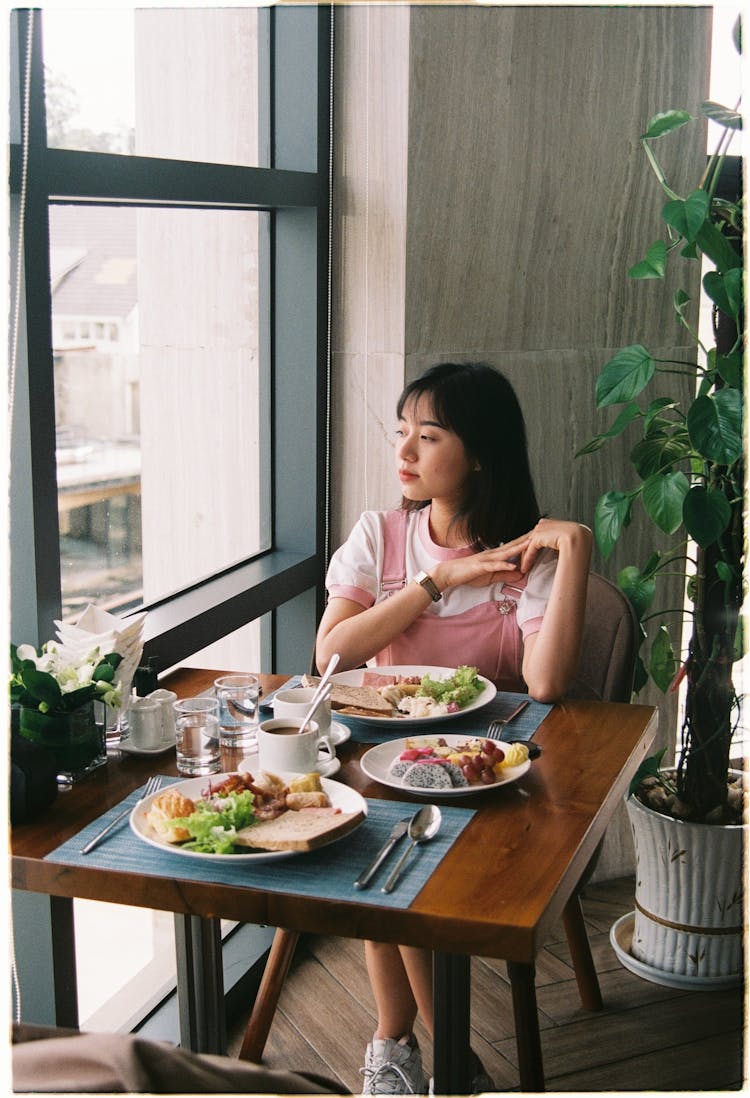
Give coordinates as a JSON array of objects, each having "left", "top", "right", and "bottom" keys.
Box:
[{"left": 360, "top": 1035, "right": 429, "bottom": 1095}]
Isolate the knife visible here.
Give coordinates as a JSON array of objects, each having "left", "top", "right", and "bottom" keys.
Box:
[{"left": 354, "top": 818, "right": 410, "bottom": 889}]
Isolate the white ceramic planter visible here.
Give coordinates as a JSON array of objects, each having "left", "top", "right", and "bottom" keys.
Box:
[{"left": 615, "top": 786, "right": 744, "bottom": 987}]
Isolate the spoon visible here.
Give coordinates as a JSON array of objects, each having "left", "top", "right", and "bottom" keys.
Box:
[
  {"left": 381, "top": 804, "right": 442, "bottom": 893},
  {"left": 297, "top": 652, "right": 341, "bottom": 736}
]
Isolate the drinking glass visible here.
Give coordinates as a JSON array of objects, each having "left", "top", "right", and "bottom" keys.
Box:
[
  {"left": 214, "top": 674, "right": 260, "bottom": 749},
  {"left": 174, "top": 696, "right": 221, "bottom": 775}
]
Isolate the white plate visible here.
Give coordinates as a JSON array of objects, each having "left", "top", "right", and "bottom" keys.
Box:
[
  {"left": 130, "top": 771, "right": 367, "bottom": 863},
  {"left": 360, "top": 734, "right": 531, "bottom": 797},
  {"left": 330, "top": 665, "right": 496, "bottom": 727},
  {"left": 118, "top": 733, "right": 176, "bottom": 757}
]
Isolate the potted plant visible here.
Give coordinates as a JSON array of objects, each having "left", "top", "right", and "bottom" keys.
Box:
[
  {"left": 10, "top": 642, "right": 123, "bottom": 782},
  {"left": 578, "top": 17, "right": 743, "bottom": 985}
]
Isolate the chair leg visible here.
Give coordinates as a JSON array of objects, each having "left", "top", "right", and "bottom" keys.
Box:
[
  {"left": 237, "top": 928, "right": 300, "bottom": 1062},
  {"left": 562, "top": 893, "right": 603, "bottom": 1011}
]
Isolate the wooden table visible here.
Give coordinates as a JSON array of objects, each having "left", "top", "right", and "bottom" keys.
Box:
[{"left": 11, "top": 667, "right": 657, "bottom": 1092}]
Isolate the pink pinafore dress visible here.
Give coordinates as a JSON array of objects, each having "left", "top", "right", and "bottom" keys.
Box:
[{"left": 373, "top": 510, "right": 529, "bottom": 691}]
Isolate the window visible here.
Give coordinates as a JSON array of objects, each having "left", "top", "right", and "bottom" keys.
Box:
[
  {"left": 10, "top": 5, "right": 330, "bottom": 674},
  {"left": 10, "top": 4, "right": 331, "bottom": 1033}
]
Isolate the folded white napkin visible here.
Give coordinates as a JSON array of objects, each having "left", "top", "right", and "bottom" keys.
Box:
[{"left": 54, "top": 604, "right": 148, "bottom": 711}]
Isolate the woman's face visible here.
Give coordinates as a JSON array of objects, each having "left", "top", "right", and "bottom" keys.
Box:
[{"left": 394, "top": 395, "right": 474, "bottom": 507}]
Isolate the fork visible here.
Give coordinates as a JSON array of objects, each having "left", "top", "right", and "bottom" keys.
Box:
[
  {"left": 486, "top": 699, "right": 530, "bottom": 739},
  {"left": 81, "top": 775, "right": 162, "bottom": 854}
]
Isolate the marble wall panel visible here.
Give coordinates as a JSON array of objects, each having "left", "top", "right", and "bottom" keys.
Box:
[{"left": 405, "top": 5, "right": 711, "bottom": 355}]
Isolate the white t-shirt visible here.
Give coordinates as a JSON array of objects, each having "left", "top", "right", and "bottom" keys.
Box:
[{"left": 326, "top": 505, "right": 556, "bottom": 640}]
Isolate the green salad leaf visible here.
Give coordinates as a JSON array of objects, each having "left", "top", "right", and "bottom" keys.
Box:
[
  {"left": 417, "top": 665, "right": 482, "bottom": 708},
  {"left": 172, "top": 789, "right": 256, "bottom": 854}
]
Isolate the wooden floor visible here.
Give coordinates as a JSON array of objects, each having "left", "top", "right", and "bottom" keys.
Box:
[{"left": 227, "top": 877, "right": 745, "bottom": 1093}]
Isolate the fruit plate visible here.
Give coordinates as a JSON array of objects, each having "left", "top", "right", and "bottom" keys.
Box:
[
  {"left": 330, "top": 665, "right": 496, "bottom": 727},
  {"left": 129, "top": 772, "right": 367, "bottom": 863},
  {"left": 360, "top": 734, "right": 531, "bottom": 797}
]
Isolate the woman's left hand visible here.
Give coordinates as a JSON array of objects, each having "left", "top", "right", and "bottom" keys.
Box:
[{"left": 503, "top": 518, "right": 592, "bottom": 574}]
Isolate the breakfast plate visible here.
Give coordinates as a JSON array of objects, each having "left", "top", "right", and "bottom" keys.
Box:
[
  {"left": 360, "top": 734, "right": 531, "bottom": 797},
  {"left": 330, "top": 665, "right": 496, "bottom": 727},
  {"left": 130, "top": 772, "right": 367, "bottom": 863}
]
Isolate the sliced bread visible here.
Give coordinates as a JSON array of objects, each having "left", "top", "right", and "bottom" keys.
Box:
[{"left": 234, "top": 806, "right": 365, "bottom": 851}]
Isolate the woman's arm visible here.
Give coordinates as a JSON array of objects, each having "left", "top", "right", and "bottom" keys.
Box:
[
  {"left": 517, "top": 520, "right": 593, "bottom": 701},
  {"left": 315, "top": 583, "right": 437, "bottom": 673}
]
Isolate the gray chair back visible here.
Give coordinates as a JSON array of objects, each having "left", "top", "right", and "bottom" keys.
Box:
[{"left": 566, "top": 572, "right": 639, "bottom": 703}]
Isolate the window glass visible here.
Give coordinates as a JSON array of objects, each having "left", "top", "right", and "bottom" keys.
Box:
[
  {"left": 43, "top": 7, "right": 263, "bottom": 168},
  {"left": 51, "top": 203, "right": 267, "bottom": 619}
]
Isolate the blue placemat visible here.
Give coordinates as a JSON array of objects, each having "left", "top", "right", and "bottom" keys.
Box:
[
  {"left": 46, "top": 779, "right": 475, "bottom": 910},
  {"left": 338, "top": 691, "right": 553, "bottom": 745}
]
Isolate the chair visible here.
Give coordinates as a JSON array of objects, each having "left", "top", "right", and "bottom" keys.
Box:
[{"left": 238, "top": 571, "right": 638, "bottom": 1060}]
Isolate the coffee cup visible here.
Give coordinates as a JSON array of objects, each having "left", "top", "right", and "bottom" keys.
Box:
[
  {"left": 257, "top": 717, "right": 336, "bottom": 775},
  {"left": 273, "top": 687, "right": 331, "bottom": 737},
  {"left": 127, "top": 697, "right": 164, "bottom": 750}
]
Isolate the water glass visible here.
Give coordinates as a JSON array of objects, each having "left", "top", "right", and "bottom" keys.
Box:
[
  {"left": 214, "top": 674, "right": 260, "bottom": 749},
  {"left": 174, "top": 697, "right": 221, "bottom": 775}
]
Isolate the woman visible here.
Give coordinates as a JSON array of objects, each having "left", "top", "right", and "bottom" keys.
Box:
[{"left": 316, "top": 362, "right": 591, "bottom": 1094}]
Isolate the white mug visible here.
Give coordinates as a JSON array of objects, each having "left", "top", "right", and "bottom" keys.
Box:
[
  {"left": 257, "top": 717, "right": 336, "bottom": 775},
  {"left": 127, "top": 697, "right": 164, "bottom": 750},
  {"left": 273, "top": 687, "right": 331, "bottom": 737}
]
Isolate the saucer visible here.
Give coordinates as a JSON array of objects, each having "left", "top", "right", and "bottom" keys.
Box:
[
  {"left": 330, "top": 721, "right": 350, "bottom": 746},
  {"left": 118, "top": 734, "right": 176, "bottom": 757},
  {"left": 238, "top": 752, "right": 341, "bottom": 779}
]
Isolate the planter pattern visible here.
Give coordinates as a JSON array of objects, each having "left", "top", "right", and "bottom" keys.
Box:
[
  {"left": 19, "top": 701, "right": 106, "bottom": 783},
  {"left": 627, "top": 790, "right": 744, "bottom": 982}
]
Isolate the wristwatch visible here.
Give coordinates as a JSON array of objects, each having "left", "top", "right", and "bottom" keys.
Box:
[{"left": 413, "top": 570, "right": 442, "bottom": 602}]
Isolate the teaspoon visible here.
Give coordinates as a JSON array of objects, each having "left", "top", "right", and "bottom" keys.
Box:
[{"left": 381, "top": 803, "right": 442, "bottom": 893}]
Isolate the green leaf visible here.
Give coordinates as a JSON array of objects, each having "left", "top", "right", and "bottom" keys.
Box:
[
  {"left": 575, "top": 402, "right": 642, "bottom": 456},
  {"left": 628, "top": 747, "right": 669, "bottom": 796},
  {"left": 700, "top": 101, "right": 743, "bottom": 130},
  {"left": 717, "top": 352, "right": 742, "bottom": 388},
  {"left": 618, "top": 565, "right": 656, "bottom": 620},
  {"left": 93, "top": 662, "right": 115, "bottom": 683},
  {"left": 21, "top": 668, "right": 63, "bottom": 709},
  {"left": 650, "top": 626, "right": 678, "bottom": 693},
  {"left": 703, "top": 267, "right": 743, "bottom": 318},
  {"left": 715, "top": 560, "right": 734, "bottom": 583},
  {"left": 687, "top": 389, "right": 743, "bottom": 465},
  {"left": 594, "top": 491, "right": 634, "bottom": 559},
  {"left": 642, "top": 471, "right": 690, "bottom": 533},
  {"left": 644, "top": 398, "right": 679, "bottom": 432},
  {"left": 695, "top": 218, "right": 742, "bottom": 272},
  {"left": 632, "top": 655, "right": 649, "bottom": 695},
  {"left": 595, "top": 346, "right": 655, "bottom": 407},
  {"left": 682, "top": 484, "right": 732, "bottom": 548},
  {"left": 662, "top": 189, "right": 710, "bottom": 242},
  {"left": 642, "top": 110, "right": 692, "bottom": 140},
  {"left": 628, "top": 240, "right": 666, "bottom": 280},
  {"left": 630, "top": 432, "right": 690, "bottom": 478}
]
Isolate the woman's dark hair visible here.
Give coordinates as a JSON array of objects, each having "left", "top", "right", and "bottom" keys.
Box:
[{"left": 396, "top": 362, "right": 541, "bottom": 546}]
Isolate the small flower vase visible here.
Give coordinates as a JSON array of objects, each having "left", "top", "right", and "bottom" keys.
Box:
[{"left": 19, "top": 700, "right": 106, "bottom": 784}]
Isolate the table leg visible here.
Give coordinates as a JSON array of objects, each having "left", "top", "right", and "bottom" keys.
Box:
[
  {"left": 51, "top": 896, "right": 79, "bottom": 1029},
  {"left": 174, "top": 914, "right": 226, "bottom": 1054},
  {"left": 432, "top": 952, "right": 471, "bottom": 1095},
  {"left": 507, "top": 960, "right": 545, "bottom": 1091}
]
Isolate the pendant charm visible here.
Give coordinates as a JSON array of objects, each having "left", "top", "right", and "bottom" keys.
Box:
[{"left": 497, "top": 598, "right": 513, "bottom": 615}]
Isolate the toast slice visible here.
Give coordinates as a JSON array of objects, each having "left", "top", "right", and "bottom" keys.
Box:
[
  {"left": 302, "top": 675, "right": 393, "bottom": 715},
  {"left": 234, "top": 806, "right": 365, "bottom": 851}
]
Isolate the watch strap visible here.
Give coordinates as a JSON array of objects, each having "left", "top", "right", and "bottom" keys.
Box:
[{"left": 413, "top": 570, "right": 442, "bottom": 602}]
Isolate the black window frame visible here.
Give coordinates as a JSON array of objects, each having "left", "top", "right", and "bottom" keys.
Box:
[{"left": 9, "top": 5, "right": 331, "bottom": 674}]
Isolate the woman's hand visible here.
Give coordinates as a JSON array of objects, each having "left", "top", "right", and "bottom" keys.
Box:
[{"left": 431, "top": 519, "right": 591, "bottom": 593}]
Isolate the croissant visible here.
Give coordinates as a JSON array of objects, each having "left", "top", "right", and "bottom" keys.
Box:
[{"left": 147, "top": 789, "right": 196, "bottom": 843}]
